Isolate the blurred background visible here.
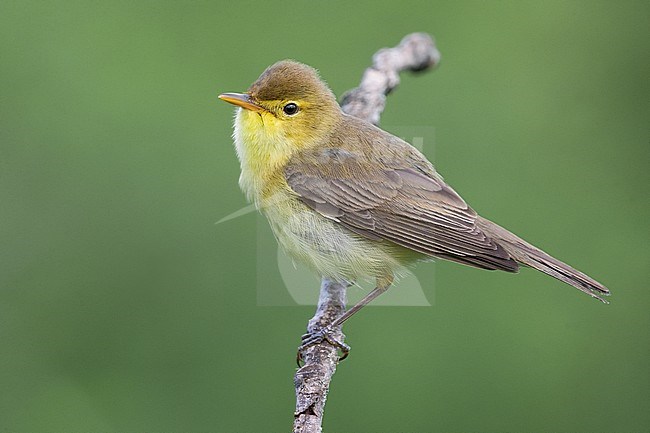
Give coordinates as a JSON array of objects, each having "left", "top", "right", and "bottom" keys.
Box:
[{"left": 1, "top": 1, "right": 648, "bottom": 432}]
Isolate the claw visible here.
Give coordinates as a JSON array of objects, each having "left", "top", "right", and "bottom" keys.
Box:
[{"left": 296, "top": 327, "right": 350, "bottom": 367}]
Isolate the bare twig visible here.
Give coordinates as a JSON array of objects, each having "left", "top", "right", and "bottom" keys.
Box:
[
  {"left": 341, "top": 32, "right": 441, "bottom": 125},
  {"left": 292, "top": 33, "right": 441, "bottom": 433}
]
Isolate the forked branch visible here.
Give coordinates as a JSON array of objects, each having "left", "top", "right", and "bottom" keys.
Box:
[{"left": 292, "top": 33, "right": 441, "bottom": 433}]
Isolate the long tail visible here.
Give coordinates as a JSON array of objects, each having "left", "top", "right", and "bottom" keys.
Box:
[{"left": 476, "top": 216, "right": 610, "bottom": 303}]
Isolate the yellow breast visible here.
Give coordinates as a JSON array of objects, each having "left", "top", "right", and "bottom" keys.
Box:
[{"left": 232, "top": 107, "right": 416, "bottom": 282}]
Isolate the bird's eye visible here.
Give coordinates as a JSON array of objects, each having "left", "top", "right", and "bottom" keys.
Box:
[{"left": 283, "top": 102, "right": 299, "bottom": 116}]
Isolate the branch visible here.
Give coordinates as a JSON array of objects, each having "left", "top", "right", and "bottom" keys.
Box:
[
  {"left": 341, "top": 32, "right": 441, "bottom": 126},
  {"left": 292, "top": 33, "right": 441, "bottom": 433}
]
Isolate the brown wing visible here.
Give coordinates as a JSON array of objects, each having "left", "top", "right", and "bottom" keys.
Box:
[{"left": 285, "top": 146, "right": 519, "bottom": 272}]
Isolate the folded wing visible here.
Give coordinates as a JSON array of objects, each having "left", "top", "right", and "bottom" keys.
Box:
[{"left": 285, "top": 146, "right": 519, "bottom": 272}]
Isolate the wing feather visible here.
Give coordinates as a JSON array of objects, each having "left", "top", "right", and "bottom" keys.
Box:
[{"left": 285, "top": 143, "right": 519, "bottom": 272}]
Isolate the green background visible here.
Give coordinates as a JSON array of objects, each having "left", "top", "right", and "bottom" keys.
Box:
[{"left": 1, "top": 1, "right": 648, "bottom": 432}]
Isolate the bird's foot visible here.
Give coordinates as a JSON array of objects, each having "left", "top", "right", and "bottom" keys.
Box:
[{"left": 296, "top": 327, "right": 350, "bottom": 367}]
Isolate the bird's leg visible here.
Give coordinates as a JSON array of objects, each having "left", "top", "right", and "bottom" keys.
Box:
[
  {"left": 297, "top": 275, "right": 393, "bottom": 364},
  {"left": 329, "top": 283, "right": 390, "bottom": 328}
]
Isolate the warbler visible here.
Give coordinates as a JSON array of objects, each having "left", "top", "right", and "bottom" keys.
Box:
[{"left": 219, "top": 60, "right": 609, "bottom": 329}]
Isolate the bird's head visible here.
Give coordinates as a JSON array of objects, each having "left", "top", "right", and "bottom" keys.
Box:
[{"left": 219, "top": 60, "right": 342, "bottom": 154}]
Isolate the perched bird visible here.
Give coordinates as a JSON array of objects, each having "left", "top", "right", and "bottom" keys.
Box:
[{"left": 219, "top": 60, "right": 609, "bottom": 347}]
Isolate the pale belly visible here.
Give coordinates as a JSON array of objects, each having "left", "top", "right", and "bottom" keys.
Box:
[{"left": 261, "top": 191, "right": 418, "bottom": 282}]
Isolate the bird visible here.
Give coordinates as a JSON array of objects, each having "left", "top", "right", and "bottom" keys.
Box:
[{"left": 218, "top": 60, "right": 610, "bottom": 355}]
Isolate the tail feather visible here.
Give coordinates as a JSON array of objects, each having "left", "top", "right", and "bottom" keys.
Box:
[{"left": 476, "top": 216, "right": 610, "bottom": 303}]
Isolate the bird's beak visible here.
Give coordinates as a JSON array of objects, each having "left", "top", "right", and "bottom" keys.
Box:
[{"left": 218, "top": 92, "right": 265, "bottom": 112}]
